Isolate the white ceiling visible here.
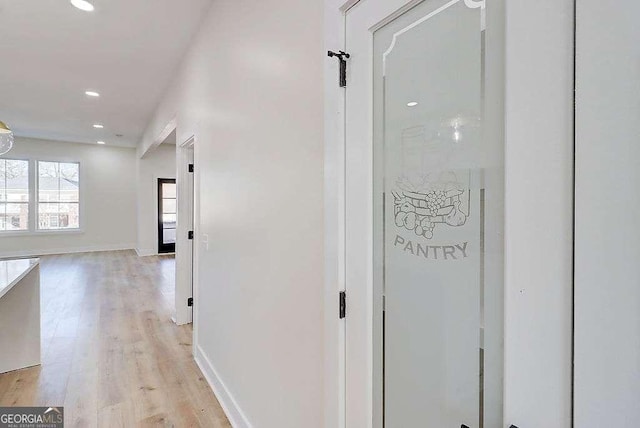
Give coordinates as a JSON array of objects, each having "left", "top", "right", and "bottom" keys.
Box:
[{"left": 0, "top": 0, "right": 212, "bottom": 148}]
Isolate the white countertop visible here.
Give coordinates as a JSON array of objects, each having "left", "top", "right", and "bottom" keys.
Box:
[{"left": 0, "top": 258, "right": 40, "bottom": 299}]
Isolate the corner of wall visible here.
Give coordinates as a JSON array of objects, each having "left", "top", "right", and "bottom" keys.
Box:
[
  {"left": 135, "top": 248, "right": 156, "bottom": 257},
  {"left": 193, "top": 345, "right": 253, "bottom": 428}
]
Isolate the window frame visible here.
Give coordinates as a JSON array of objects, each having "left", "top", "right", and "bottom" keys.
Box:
[
  {"left": 0, "top": 158, "right": 84, "bottom": 236},
  {"left": 0, "top": 157, "right": 32, "bottom": 235},
  {"left": 35, "top": 160, "right": 82, "bottom": 233}
]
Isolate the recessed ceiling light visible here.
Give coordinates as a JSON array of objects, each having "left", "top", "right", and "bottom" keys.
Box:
[
  {"left": 85, "top": 91, "right": 100, "bottom": 97},
  {"left": 97, "top": 141, "right": 106, "bottom": 145},
  {"left": 93, "top": 124, "right": 104, "bottom": 129},
  {"left": 407, "top": 101, "right": 419, "bottom": 107},
  {"left": 71, "top": 0, "right": 94, "bottom": 12}
]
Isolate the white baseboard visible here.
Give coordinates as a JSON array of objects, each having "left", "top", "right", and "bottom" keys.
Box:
[
  {"left": 135, "top": 248, "right": 157, "bottom": 257},
  {"left": 194, "top": 345, "right": 252, "bottom": 428},
  {"left": 0, "top": 244, "right": 136, "bottom": 259}
]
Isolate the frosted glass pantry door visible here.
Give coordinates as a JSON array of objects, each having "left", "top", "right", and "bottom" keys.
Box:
[
  {"left": 344, "top": 0, "right": 504, "bottom": 426},
  {"left": 374, "top": 1, "right": 482, "bottom": 426}
]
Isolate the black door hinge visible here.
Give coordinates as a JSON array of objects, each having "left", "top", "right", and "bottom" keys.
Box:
[
  {"left": 188, "top": 164, "right": 194, "bottom": 173},
  {"left": 187, "top": 297, "right": 193, "bottom": 307},
  {"left": 339, "top": 291, "right": 346, "bottom": 319},
  {"left": 328, "top": 51, "right": 350, "bottom": 88},
  {"left": 188, "top": 230, "right": 194, "bottom": 240}
]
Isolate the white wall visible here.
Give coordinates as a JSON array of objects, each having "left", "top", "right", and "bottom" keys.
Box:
[
  {"left": 504, "top": 0, "right": 574, "bottom": 426},
  {"left": 574, "top": 1, "right": 640, "bottom": 425},
  {"left": 0, "top": 137, "right": 137, "bottom": 257},
  {"left": 135, "top": 143, "right": 176, "bottom": 256},
  {"left": 139, "top": 1, "right": 325, "bottom": 427}
]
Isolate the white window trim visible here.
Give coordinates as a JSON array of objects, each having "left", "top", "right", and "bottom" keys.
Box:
[
  {"left": 35, "top": 159, "right": 83, "bottom": 233},
  {"left": 0, "top": 158, "right": 85, "bottom": 235},
  {"left": 0, "top": 157, "right": 31, "bottom": 234}
]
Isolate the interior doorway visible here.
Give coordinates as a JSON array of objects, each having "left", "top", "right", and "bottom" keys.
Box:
[
  {"left": 158, "top": 178, "right": 177, "bottom": 254},
  {"left": 185, "top": 147, "right": 195, "bottom": 318},
  {"left": 175, "top": 136, "right": 196, "bottom": 326}
]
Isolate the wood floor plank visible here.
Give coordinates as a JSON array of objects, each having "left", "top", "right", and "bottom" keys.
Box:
[{"left": 0, "top": 250, "right": 230, "bottom": 427}]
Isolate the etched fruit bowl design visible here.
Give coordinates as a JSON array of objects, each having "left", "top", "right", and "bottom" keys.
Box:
[{"left": 393, "top": 184, "right": 468, "bottom": 239}]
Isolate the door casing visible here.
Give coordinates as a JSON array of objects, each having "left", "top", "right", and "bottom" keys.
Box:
[{"left": 175, "top": 135, "right": 196, "bottom": 326}]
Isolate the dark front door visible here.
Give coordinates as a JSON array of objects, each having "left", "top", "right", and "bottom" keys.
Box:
[{"left": 158, "top": 178, "right": 176, "bottom": 253}]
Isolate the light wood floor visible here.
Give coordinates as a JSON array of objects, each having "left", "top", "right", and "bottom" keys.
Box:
[{"left": 0, "top": 250, "right": 230, "bottom": 427}]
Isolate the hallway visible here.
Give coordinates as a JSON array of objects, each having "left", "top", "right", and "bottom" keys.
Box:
[{"left": 0, "top": 251, "right": 230, "bottom": 427}]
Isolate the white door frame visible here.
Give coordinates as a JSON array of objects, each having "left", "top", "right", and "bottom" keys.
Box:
[
  {"left": 175, "top": 135, "right": 196, "bottom": 326},
  {"left": 324, "top": 2, "right": 349, "bottom": 428},
  {"left": 324, "top": 0, "right": 575, "bottom": 427}
]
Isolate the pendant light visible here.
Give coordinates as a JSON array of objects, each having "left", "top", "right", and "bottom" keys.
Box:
[{"left": 0, "top": 121, "right": 14, "bottom": 156}]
